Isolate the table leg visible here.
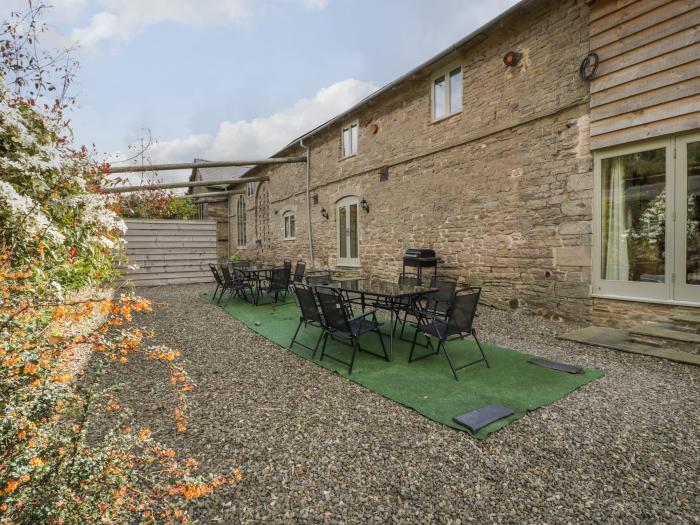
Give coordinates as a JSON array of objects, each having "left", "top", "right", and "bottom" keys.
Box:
[{"left": 389, "top": 307, "right": 395, "bottom": 361}]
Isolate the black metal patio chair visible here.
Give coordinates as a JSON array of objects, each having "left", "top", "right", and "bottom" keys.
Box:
[
  {"left": 232, "top": 260, "right": 250, "bottom": 268},
  {"left": 289, "top": 261, "right": 306, "bottom": 290},
  {"left": 261, "top": 266, "right": 290, "bottom": 307},
  {"left": 289, "top": 283, "right": 325, "bottom": 357},
  {"left": 305, "top": 271, "right": 332, "bottom": 286},
  {"left": 209, "top": 263, "right": 226, "bottom": 303},
  {"left": 399, "top": 274, "right": 457, "bottom": 340},
  {"left": 315, "top": 287, "right": 388, "bottom": 374},
  {"left": 219, "top": 265, "right": 254, "bottom": 304},
  {"left": 409, "top": 287, "right": 489, "bottom": 380}
]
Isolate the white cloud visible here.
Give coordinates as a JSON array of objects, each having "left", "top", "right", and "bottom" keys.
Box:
[
  {"left": 109, "top": 78, "right": 377, "bottom": 183},
  {"left": 70, "top": 0, "right": 328, "bottom": 48},
  {"left": 145, "top": 78, "right": 376, "bottom": 163}
]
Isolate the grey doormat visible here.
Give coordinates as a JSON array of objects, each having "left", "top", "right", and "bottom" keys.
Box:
[
  {"left": 453, "top": 403, "right": 514, "bottom": 433},
  {"left": 528, "top": 357, "right": 583, "bottom": 374}
]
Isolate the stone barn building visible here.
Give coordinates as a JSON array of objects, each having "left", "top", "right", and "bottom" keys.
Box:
[{"left": 205, "top": 0, "right": 700, "bottom": 327}]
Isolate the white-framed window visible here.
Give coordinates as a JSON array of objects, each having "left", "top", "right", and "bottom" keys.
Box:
[
  {"left": 592, "top": 132, "right": 700, "bottom": 305},
  {"left": 341, "top": 121, "right": 358, "bottom": 158},
  {"left": 247, "top": 182, "right": 255, "bottom": 196},
  {"left": 432, "top": 65, "right": 462, "bottom": 121},
  {"left": 236, "top": 194, "right": 247, "bottom": 248},
  {"left": 283, "top": 211, "right": 296, "bottom": 240}
]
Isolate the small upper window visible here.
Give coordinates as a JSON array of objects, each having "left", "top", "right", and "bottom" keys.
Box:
[
  {"left": 247, "top": 182, "right": 255, "bottom": 196},
  {"left": 342, "top": 121, "right": 358, "bottom": 158},
  {"left": 283, "top": 211, "right": 296, "bottom": 240},
  {"left": 432, "top": 66, "right": 462, "bottom": 120}
]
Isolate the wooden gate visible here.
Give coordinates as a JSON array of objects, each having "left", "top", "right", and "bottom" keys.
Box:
[{"left": 120, "top": 219, "right": 217, "bottom": 286}]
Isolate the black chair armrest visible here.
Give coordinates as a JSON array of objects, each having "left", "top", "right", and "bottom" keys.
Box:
[{"left": 350, "top": 309, "right": 378, "bottom": 322}]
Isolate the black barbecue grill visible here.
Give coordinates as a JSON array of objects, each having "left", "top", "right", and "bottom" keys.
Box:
[{"left": 402, "top": 248, "right": 442, "bottom": 285}]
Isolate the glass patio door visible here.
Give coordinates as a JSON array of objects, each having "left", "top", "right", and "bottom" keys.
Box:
[
  {"left": 337, "top": 197, "right": 359, "bottom": 266},
  {"left": 674, "top": 133, "right": 700, "bottom": 302},
  {"left": 594, "top": 133, "right": 700, "bottom": 304},
  {"left": 595, "top": 139, "right": 672, "bottom": 300}
]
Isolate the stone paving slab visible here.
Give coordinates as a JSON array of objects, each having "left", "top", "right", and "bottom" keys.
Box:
[{"left": 560, "top": 326, "right": 700, "bottom": 366}]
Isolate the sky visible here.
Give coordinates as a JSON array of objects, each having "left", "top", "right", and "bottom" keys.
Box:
[{"left": 2, "top": 0, "right": 520, "bottom": 182}]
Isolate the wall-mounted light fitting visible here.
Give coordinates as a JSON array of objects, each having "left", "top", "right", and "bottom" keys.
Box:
[
  {"left": 360, "top": 198, "right": 369, "bottom": 213},
  {"left": 320, "top": 207, "right": 329, "bottom": 220},
  {"left": 503, "top": 51, "right": 522, "bottom": 67}
]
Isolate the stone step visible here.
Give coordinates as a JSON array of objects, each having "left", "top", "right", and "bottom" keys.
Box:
[
  {"left": 628, "top": 323, "right": 700, "bottom": 354},
  {"left": 670, "top": 314, "right": 700, "bottom": 333},
  {"left": 560, "top": 326, "right": 700, "bottom": 366}
]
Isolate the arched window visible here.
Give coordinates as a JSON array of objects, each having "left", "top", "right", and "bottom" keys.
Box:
[
  {"left": 236, "top": 194, "right": 246, "bottom": 248},
  {"left": 283, "top": 211, "right": 296, "bottom": 240}
]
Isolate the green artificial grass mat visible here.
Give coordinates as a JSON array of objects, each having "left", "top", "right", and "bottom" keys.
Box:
[{"left": 203, "top": 293, "right": 603, "bottom": 439}]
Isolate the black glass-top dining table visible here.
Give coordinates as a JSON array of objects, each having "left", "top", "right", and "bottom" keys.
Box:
[
  {"left": 317, "top": 278, "right": 437, "bottom": 360},
  {"left": 237, "top": 265, "right": 274, "bottom": 304}
]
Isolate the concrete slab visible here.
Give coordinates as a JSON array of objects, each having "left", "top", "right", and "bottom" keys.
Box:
[{"left": 560, "top": 326, "right": 700, "bottom": 366}]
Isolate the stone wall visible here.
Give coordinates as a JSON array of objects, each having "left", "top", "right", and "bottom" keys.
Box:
[
  {"left": 234, "top": 0, "right": 595, "bottom": 321},
  {"left": 205, "top": 200, "right": 230, "bottom": 261},
  {"left": 593, "top": 298, "right": 700, "bottom": 329}
]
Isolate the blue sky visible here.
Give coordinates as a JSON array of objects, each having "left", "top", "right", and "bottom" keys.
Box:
[{"left": 4, "top": 0, "right": 519, "bottom": 179}]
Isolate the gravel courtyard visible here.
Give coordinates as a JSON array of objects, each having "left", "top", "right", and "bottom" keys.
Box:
[{"left": 102, "top": 283, "right": 699, "bottom": 524}]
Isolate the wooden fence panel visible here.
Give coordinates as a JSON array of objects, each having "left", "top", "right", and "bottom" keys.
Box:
[{"left": 119, "top": 219, "right": 217, "bottom": 287}]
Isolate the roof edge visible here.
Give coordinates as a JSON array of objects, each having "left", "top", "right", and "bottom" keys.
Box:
[{"left": 281, "top": 0, "right": 536, "bottom": 151}]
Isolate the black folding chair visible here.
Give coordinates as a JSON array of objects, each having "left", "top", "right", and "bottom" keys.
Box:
[
  {"left": 305, "top": 271, "right": 332, "bottom": 286},
  {"left": 209, "top": 263, "right": 225, "bottom": 303},
  {"left": 409, "top": 288, "right": 489, "bottom": 380},
  {"left": 400, "top": 274, "right": 457, "bottom": 340},
  {"left": 264, "top": 267, "right": 290, "bottom": 307},
  {"left": 316, "top": 287, "right": 388, "bottom": 374},
  {"left": 289, "top": 283, "right": 325, "bottom": 357},
  {"left": 219, "top": 265, "right": 254, "bottom": 304},
  {"left": 289, "top": 261, "right": 306, "bottom": 290}
]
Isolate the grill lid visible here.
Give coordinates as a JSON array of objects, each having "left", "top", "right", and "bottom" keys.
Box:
[{"left": 404, "top": 248, "right": 436, "bottom": 259}]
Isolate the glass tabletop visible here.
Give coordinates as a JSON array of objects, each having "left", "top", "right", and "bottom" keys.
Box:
[
  {"left": 320, "top": 278, "right": 436, "bottom": 299},
  {"left": 240, "top": 266, "right": 274, "bottom": 272}
]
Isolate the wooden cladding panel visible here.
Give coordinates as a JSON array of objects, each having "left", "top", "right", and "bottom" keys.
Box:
[
  {"left": 120, "top": 219, "right": 217, "bottom": 287},
  {"left": 590, "top": 0, "right": 700, "bottom": 149}
]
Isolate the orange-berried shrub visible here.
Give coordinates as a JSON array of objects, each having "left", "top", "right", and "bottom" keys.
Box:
[{"left": 0, "top": 255, "right": 241, "bottom": 524}]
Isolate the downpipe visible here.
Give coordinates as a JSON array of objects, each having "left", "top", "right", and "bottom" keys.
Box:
[{"left": 300, "top": 139, "right": 315, "bottom": 268}]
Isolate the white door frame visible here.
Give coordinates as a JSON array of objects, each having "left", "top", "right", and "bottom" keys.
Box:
[
  {"left": 674, "top": 131, "right": 700, "bottom": 303},
  {"left": 592, "top": 137, "right": 673, "bottom": 301},
  {"left": 336, "top": 196, "right": 360, "bottom": 267},
  {"left": 592, "top": 133, "right": 700, "bottom": 305}
]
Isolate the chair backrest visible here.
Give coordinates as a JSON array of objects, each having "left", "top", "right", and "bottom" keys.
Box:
[
  {"left": 231, "top": 267, "right": 248, "bottom": 283},
  {"left": 220, "top": 265, "right": 234, "bottom": 287},
  {"left": 315, "top": 287, "right": 351, "bottom": 333},
  {"left": 305, "top": 271, "right": 332, "bottom": 286},
  {"left": 293, "top": 261, "right": 306, "bottom": 283},
  {"left": 398, "top": 272, "right": 419, "bottom": 287},
  {"left": 209, "top": 264, "right": 224, "bottom": 286},
  {"left": 283, "top": 259, "right": 292, "bottom": 271},
  {"left": 269, "top": 267, "right": 288, "bottom": 291},
  {"left": 445, "top": 288, "right": 481, "bottom": 336},
  {"left": 293, "top": 283, "right": 322, "bottom": 324},
  {"left": 427, "top": 275, "right": 458, "bottom": 312},
  {"left": 232, "top": 260, "right": 250, "bottom": 268}
]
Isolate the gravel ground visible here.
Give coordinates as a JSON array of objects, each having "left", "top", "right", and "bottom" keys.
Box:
[{"left": 94, "top": 283, "right": 700, "bottom": 524}]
